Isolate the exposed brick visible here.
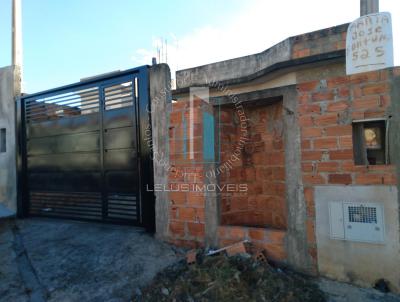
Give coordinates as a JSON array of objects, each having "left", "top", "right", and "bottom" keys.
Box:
[
  {"left": 169, "top": 111, "right": 182, "bottom": 125},
  {"left": 170, "top": 239, "right": 201, "bottom": 249},
  {"left": 383, "top": 174, "right": 397, "bottom": 185},
  {"left": 169, "top": 191, "right": 186, "bottom": 205},
  {"left": 303, "top": 174, "right": 326, "bottom": 184},
  {"left": 245, "top": 167, "right": 256, "bottom": 181},
  {"left": 170, "top": 207, "right": 178, "bottom": 219},
  {"left": 257, "top": 243, "right": 286, "bottom": 262},
  {"left": 341, "top": 161, "right": 368, "bottom": 173},
  {"left": 186, "top": 192, "right": 204, "bottom": 206},
  {"left": 298, "top": 104, "right": 321, "bottom": 115},
  {"left": 327, "top": 76, "right": 349, "bottom": 88},
  {"left": 339, "top": 136, "right": 352, "bottom": 149},
  {"left": 325, "top": 125, "right": 352, "bottom": 136},
  {"left": 218, "top": 226, "right": 229, "bottom": 239},
  {"left": 299, "top": 115, "right": 314, "bottom": 127},
  {"left": 229, "top": 226, "right": 247, "bottom": 240},
  {"left": 364, "top": 110, "right": 386, "bottom": 119},
  {"left": 248, "top": 228, "right": 265, "bottom": 241},
  {"left": 187, "top": 222, "right": 205, "bottom": 237},
  {"left": 178, "top": 207, "right": 196, "bottom": 221},
  {"left": 338, "top": 87, "right": 350, "bottom": 98},
  {"left": 317, "top": 162, "right": 339, "bottom": 172},
  {"left": 361, "top": 83, "right": 390, "bottom": 95},
  {"left": 297, "top": 81, "right": 320, "bottom": 92},
  {"left": 330, "top": 149, "right": 353, "bottom": 160},
  {"left": 353, "top": 96, "right": 380, "bottom": 110},
  {"left": 302, "top": 139, "right": 312, "bottom": 149},
  {"left": 349, "top": 72, "right": 379, "bottom": 84},
  {"left": 265, "top": 229, "right": 286, "bottom": 244},
  {"left": 313, "top": 113, "right": 338, "bottom": 126},
  {"left": 298, "top": 93, "right": 310, "bottom": 104},
  {"left": 301, "top": 128, "right": 322, "bottom": 138},
  {"left": 336, "top": 40, "right": 346, "bottom": 49},
  {"left": 230, "top": 198, "right": 248, "bottom": 211},
  {"left": 327, "top": 101, "right": 348, "bottom": 112},
  {"left": 306, "top": 219, "right": 316, "bottom": 245},
  {"left": 170, "top": 221, "right": 185, "bottom": 237},
  {"left": 380, "top": 95, "right": 391, "bottom": 108},
  {"left": 302, "top": 151, "right": 323, "bottom": 161},
  {"left": 380, "top": 70, "right": 389, "bottom": 81},
  {"left": 302, "top": 163, "right": 314, "bottom": 173},
  {"left": 304, "top": 187, "right": 315, "bottom": 217},
  {"left": 311, "top": 91, "right": 335, "bottom": 102},
  {"left": 219, "top": 239, "right": 239, "bottom": 247},
  {"left": 351, "top": 111, "right": 365, "bottom": 120},
  {"left": 367, "top": 164, "right": 396, "bottom": 172},
  {"left": 313, "top": 137, "right": 337, "bottom": 149},
  {"left": 355, "top": 174, "right": 384, "bottom": 185},
  {"left": 328, "top": 174, "right": 352, "bottom": 184}
]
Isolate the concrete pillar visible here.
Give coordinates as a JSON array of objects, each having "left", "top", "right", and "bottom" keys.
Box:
[
  {"left": 149, "top": 64, "right": 172, "bottom": 240},
  {"left": 360, "top": 0, "right": 379, "bottom": 16},
  {"left": 283, "top": 87, "right": 315, "bottom": 274},
  {"left": 0, "top": 66, "right": 21, "bottom": 217}
]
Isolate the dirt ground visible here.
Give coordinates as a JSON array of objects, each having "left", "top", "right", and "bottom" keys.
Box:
[
  {"left": 0, "top": 218, "right": 182, "bottom": 302},
  {"left": 135, "top": 253, "right": 400, "bottom": 302},
  {"left": 1, "top": 218, "right": 400, "bottom": 302},
  {"left": 135, "top": 254, "right": 326, "bottom": 302}
]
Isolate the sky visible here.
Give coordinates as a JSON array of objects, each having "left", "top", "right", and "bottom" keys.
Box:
[{"left": 0, "top": 0, "right": 399, "bottom": 93}]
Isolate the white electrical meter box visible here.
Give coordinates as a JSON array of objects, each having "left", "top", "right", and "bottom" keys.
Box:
[{"left": 329, "top": 201, "right": 385, "bottom": 244}]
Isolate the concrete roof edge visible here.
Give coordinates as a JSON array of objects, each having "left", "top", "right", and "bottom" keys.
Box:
[
  {"left": 175, "top": 23, "right": 350, "bottom": 89},
  {"left": 173, "top": 49, "right": 345, "bottom": 95}
]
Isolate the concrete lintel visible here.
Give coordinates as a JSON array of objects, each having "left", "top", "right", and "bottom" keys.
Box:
[{"left": 210, "top": 85, "right": 291, "bottom": 107}]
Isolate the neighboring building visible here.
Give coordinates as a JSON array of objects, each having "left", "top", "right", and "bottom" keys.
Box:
[{"left": 166, "top": 22, "right": 400, "bottom": 292}]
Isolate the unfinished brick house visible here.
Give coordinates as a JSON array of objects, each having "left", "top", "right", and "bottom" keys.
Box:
[
  {"left": 151, "top": 20, "right": 400, "bottom": 292},
  {"left": 1, "top": 0, "right": 399, "bottom": 296}
]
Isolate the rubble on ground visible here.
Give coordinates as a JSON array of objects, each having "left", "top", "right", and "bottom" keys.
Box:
[{"left": 134, "top": 246, "right": 326, "bottom": 302}]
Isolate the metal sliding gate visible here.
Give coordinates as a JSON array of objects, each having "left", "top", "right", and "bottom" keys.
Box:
[{"left": 17, "top": 67, "right": 154, "bottom": 228}]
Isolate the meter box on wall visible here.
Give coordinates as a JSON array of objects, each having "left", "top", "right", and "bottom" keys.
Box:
[{"left": 329, "top": 201, "right": 385, "bottom": 243}]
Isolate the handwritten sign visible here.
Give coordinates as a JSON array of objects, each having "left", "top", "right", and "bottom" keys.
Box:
[{"left": 346, "top": 12, "right": 394, "bottom": 75}]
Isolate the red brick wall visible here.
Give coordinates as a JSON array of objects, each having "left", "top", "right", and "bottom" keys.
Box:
[
  {"left": 297, "top": 68, "right": 398, "bottom": 267},
  {"left": 218, "top": 225, "right": 286, "bottom": 262},
  {"left": 168, "top": 67, "right": 399, "bottom": 270},
  {"left": 168, "top": 99, "right": 207, "bottom": 248},
  {"left": 220, "top": 102, "right": 287, "bottom": 229},
  {"left": 292, "top": 25, "right": 347, "bottom": 59}
]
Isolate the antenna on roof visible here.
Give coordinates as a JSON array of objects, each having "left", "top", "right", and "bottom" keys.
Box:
[{"left": 165, "top": 39, "right": 168, "bottom": 64}]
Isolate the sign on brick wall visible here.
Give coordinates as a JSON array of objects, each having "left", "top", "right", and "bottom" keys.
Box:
[{"left": 346, "top": 12, "right": 394, "bottom": 75}]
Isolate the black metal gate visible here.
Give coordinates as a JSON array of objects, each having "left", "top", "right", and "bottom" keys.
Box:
[{"left": 17, "top": 66, "right": 154, "bottom": 229}]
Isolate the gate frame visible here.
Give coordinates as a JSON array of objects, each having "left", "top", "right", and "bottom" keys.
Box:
[{"left": 16, "top": 65, "right": 155, "bottom": 231}]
